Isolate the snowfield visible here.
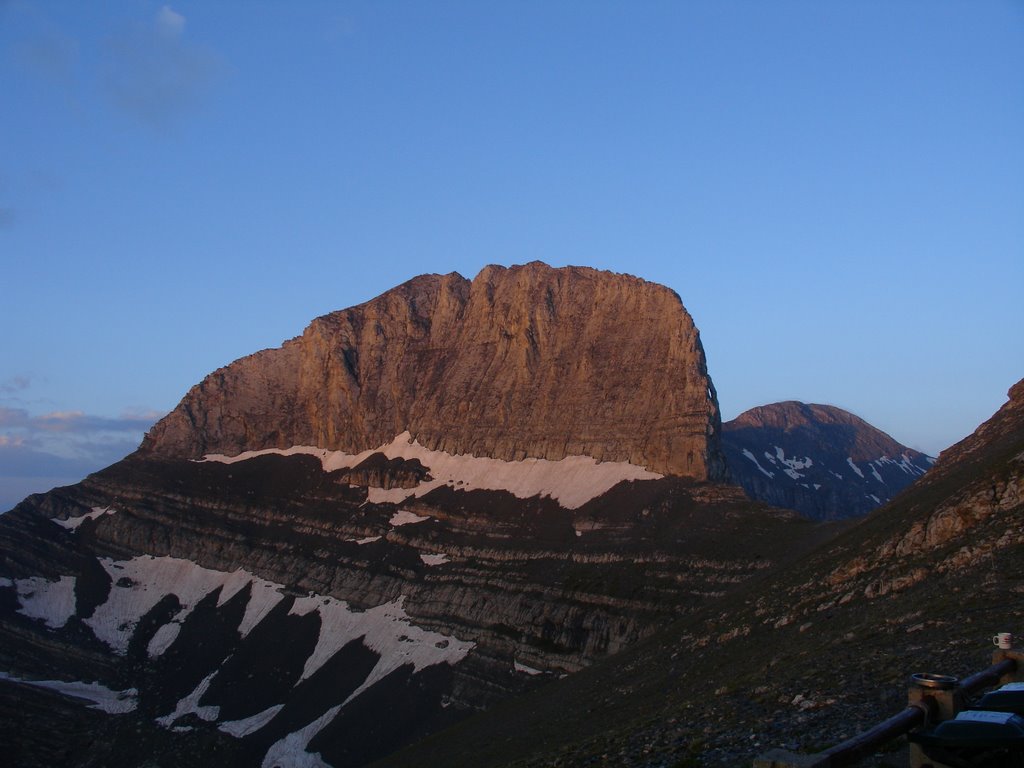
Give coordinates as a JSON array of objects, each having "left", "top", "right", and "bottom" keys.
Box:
[{"left": 203, "top": 431, "right": 663, "bottom": 509}]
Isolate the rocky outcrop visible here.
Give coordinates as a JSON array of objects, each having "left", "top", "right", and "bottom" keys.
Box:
[
  {"left": 722, "top": 401, "right": 933, "bottom": 519},
  {"left": 335, "top": 454, "right": 431, "bottom": 489},
  {"left": 141, "top": 263, "right": 726, "bottom": 481}
]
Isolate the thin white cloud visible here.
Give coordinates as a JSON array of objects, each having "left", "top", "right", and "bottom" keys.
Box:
[
  {"left": 119, "top": 407, "right": 166, "bottom": 422},
  {"left": 101, "top": 6, "right": 226, "bottom": 129},
  {"left": 0, "top": 406, "right": 163, "bottom": 475},
  {"left": 0, "top": 376, "right": 30, "bottom": 394},
  {"left": 156, "top": 5, "right": 186, "bottom": 39},
  {"left": 0, "top": 407, "right": 29, "bottom": 428},
  {"left": 0, "top": 395, "right": 165, "bottom": 509}
]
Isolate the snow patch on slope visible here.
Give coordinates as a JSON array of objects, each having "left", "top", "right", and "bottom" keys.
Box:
[
  {"left": 288, "top": 594, "right": 473, "bottom": 689},
  {"left": 0, "top": 670, "right": 137, "bottom": 713},
  {"left": 389, "top": 509, "right": 430, "bottom": 527},
  {"left": 261, "top": 704, "right": 340, "bottom": 768},
  {"left": 514, "top": 659, "right": 543, "bottom": 676},
  {"left": 741, "top": 449, "right": 774, "bottom": 478},
  {"left": 219, "top": 704, "right": 285, "bottom": 738},
  {"left": 203, "top": 431, "right": 662, "bottom": 509},
  {"left": 766, "top": 446, "right": 813, "bottom": 480},
  {"left": 15, "top": 576, "right": 77, "bottom": 629},
  {"left": 15, "top": 553, "right": 475, "bottom": 768},
  {"left": 85, "top": 556, "right": 282, "bottom": 656},
  {"left": 52, "top": 506, "right": 117, "bottom": 531},
  {"left": 157, "top": 671, "right": 220, "bottom": 727}
]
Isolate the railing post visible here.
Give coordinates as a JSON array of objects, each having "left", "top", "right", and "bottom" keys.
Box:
[{"left": 907, "top": 674, "right": 961, "bottom": 768}]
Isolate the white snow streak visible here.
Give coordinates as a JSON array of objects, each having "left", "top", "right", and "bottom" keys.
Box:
[
  {"left": 288, "top": 594, "right": 473, "bottom": 686},
  {"left": 85, "top": 556, "right": 287, "bottom": 657},
  {"left": 343, "top": 596, "right": 473, "bottom": 705},
  {"left": 204, "top": 431, "right": 662, "bottom": 509},
  {"left": 51, "top": 506, "right": 116, "bottom": 531},
  {"left": 420, "top": 553, "right": 449, "bottom": 566},
  {"left": 219, "top": 704, "right": 285, "bottom": 738},
  {"left": 261, "top": 705, "right": 340, "bottom": 768},
  {"left": 769, "top": 446, "right": 812, "bottom": 480},
  {"left": 389, "top": 510, "right": 430, "bottom": 527},
  {"left": 846, "top": 458, "right": 865, "bottom": 479},
  {"left": 157, "top": 671, "right": 220, "bottom": 727},
  {"left": 239, "top": 579, "right": 287, "bottom": 638},
  {"left": 513, "top": 660, "right": 543, "bottom": 676},
  {"left": 147, "top": 623, "right": 183, "bottom": 658},
  {"left": 0, "top": 670, "right": 137, "bottom": 713},
  {"left": 741, "top": 449, "right": 774, "bottom": 479}
]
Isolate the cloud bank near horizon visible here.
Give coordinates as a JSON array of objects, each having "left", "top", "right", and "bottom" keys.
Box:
[{"left": 0, "top": 404, "right": 163, "bottom": 512}]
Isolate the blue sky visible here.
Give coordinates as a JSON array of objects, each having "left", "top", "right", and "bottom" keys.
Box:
[{"left": 2, "top": 1, "right": 1022, "bottom": 510}]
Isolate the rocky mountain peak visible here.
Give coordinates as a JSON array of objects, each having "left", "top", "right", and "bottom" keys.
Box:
[
  {"left": 141, "top": 262, "right": 726, "bottom": 481},
  {"left": 923, "top": 377, "right": 1024, "bottom": 481},
  {"left": 728, "top": 402, "right": 909, "bottom": 461},
  {"left": 723, "top": 402, "right": 933, "bottom": 519}
]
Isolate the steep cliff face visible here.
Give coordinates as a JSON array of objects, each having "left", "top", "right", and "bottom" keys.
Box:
[
  {"left": 141, "top": 262, "right": 726, "bottom": 481},
  {"left": 722, "top": 402, "right": 933, "bottom": 519}
]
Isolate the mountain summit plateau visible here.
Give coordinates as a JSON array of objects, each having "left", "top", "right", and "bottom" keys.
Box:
[{"left": 142, "top": 262, "right": 727, "bottom": 482}]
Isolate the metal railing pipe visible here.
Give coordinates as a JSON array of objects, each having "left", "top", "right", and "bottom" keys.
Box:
[
  {"left": 816, "top": 705, "right": 926, "bottom": 766},
  {"left": 960, "top": 658, "right": 1017, "bottom": 696}
]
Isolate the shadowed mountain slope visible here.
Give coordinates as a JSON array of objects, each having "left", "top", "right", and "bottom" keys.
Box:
[
  {"left": 723, "top": 402, "right": 934, "bottom": 520},
  {"left": 372, "top": 378, "right": 1023, "bottom": 767}
]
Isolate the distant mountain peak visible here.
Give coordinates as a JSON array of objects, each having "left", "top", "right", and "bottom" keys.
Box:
[{"left": 723, "top": 401, "right": 934, "bottom": 519}]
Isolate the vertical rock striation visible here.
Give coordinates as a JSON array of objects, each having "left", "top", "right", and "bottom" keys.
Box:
[{"left": 141, "top": 262, "right": 726, "bottom": 480}]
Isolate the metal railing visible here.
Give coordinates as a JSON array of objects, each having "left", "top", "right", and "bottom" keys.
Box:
[{"left": 754, "top": 651, "right": 1022, "bottom": 767}]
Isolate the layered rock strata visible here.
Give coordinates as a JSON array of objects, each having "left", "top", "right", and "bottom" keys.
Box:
[
  {"left": 0, "top": 453, "right": 815, "bottom": 768},
  {"left": 368, "top": 382, "right": 1024, "bottom": 768}
]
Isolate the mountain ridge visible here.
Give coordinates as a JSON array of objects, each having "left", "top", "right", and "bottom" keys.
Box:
[{"left": 723, "top": 401, "right": 933, "bottom": 519}]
